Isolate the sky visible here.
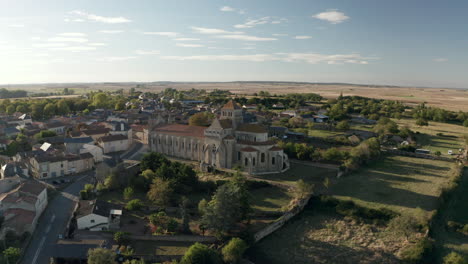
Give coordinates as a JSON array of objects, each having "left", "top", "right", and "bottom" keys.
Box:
[{"left": 0, "top": 0, "right": 467, "bottom": 88}]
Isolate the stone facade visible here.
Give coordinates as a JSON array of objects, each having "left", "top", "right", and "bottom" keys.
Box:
[{"left": 149, "top": 101, "right": 289, "bottom": 174}]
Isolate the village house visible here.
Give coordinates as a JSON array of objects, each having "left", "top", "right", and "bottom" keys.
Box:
[
  {"left": 0, "top": 180, "right": 47, "bottom": 238},
  {"left": 76, "top": 199, "right": 122, "bottom": 231},
  {"left": 98, "top": 134, "right": 129, "bottom": 154},
  {"left": 29, "top": 152, "right": 95, "bottom": 179}
]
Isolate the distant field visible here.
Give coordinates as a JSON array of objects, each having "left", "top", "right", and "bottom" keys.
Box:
[
  {"left": 3, "top": 82, "right": 468, "bottom": 112},
  {"left": 394, "top": 118, "right": 468, "bottom": 156},
  {"left": 330, "top": 155, "right": 457, "bottom": 218}
]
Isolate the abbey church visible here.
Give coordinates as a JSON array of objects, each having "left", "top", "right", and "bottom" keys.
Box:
[{"left": 148, "top": 100, "right": 289, "bottom": 174}]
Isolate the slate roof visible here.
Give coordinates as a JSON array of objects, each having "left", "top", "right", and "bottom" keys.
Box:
[
  {"left": 64, "top": 137, "right": 93, "bottom": 144},
  {"left": 78, "top": 199, "right": 121, "bottom": 218}
]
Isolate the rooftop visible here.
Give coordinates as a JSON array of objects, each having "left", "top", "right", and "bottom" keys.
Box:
[
  {"left": 237, "top": 123, "right": 268, "bottom": 133},
  {"left": 154, "top": 124, "right": 206, "bottom": 138},
  {"left": 222, "top": 100, "right": 242, "bottom": 110},
  {"left": 99, "top": 134, "right": 128, "bottom": 142}
]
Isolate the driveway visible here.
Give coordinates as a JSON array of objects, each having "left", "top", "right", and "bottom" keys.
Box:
[{"left": 21, "top": 172, "right": 95, "bottom": 264}]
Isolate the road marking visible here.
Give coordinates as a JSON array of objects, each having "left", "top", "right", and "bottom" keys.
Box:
[{"left": 31, "top": 237, "right": 46, "bottom": 264}]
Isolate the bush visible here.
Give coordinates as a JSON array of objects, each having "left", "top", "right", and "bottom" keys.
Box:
[
  {"left": 125, "top": 199, "right": 143, "bottom": 211},
  {"left": 80, "top": 190, "right": 88, "bottom": 200},
  {"left": 336, "top": 120, "right": 350, "bottom": 131},
  {"left": 113, "top": 231, "right": 130, "bottom": 246},
  {"left": 443, "top": 251, "right": 467, "bottom": 264},
  {"left": 180, "top": 243, "right": 221, "bottom": 264},
  {"left": 400, "top": 238, "right": 433, "bottom": 264},
  {"left": 222, "top": 238, "right": 248, "bottom": 264}
]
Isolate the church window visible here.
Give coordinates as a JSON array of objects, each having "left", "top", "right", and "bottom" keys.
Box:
[
  {"left": 261, "top": 153, "right": 265, "bottom": 162},
  {"left": 253, "top": 157, "right": 256, "bottom": 166},
  {"left": 182, "top": 142, "right": 184, "bottom": 148},
  {"left": 272, "top": 157, "right": 276, "bottom": 165},
  {"left": 158, "top": 138, "right": 161, "bottom": 144},
  {"left": 238, "top": 152, "right": 241, "bottom": 160},
  {"left": 245, "top": 158, "right": 248, "bottom": 166}
]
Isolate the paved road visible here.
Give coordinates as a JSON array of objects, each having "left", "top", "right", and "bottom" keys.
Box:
[
  {"left": 121, "top": 141, "right": 145, "bottom": 160},
  {"left": 22, "top": 172, "right": 95, "bottom": 264}
]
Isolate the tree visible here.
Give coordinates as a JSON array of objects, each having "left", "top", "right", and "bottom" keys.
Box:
[
  {"left": 125, "top": 199, "right": 143, "bottom": 211},
  {"left": 296, "top": 179, "right": 313, "bottom": 199},
  {"left": 34, "top": 130, "right": 57, "bottom": 140},
  {"left": 416, "top": 118, "right": 429, "bottom": 126},
  {"left": 113, "top": 231, "right": 130, "bottom": 246},
  {"left": 222, "top": 238, "right": 248, "bottom": 264},
  {"left": 180, "top": 242, "right": 221, "bottom": 264},
  {"left": 123, "top": 187, "right": 134, "bottom": 200},
  {"left": 200, "top": 176, "right": 251, "bottom": 235},
  {"left": 43, "top": 103, "right": 56, "bottom": 117},
  {"left": 147, "top": 178, "right": 174, "bottom": 207},
  {"left": 57, "top": 99, "right": 70, "bottom": 115},
  {"left": 148, "top": 211, "right": 178, "bottom": 234},
  {"left": 92, "top": 92, "right": 109, "bottom": 108},
  {"left": 104, "top": 172, "right": 120, "bottom": 190},
  {"left": 123, "top": 260, "right": 146, "bottom": 264},
  {"left": 141, "top": 152, "right": 169, "bottom": 172},
  {"left": 6, "top": 104, "right": 15, "bottom": 115},
  {"left": 180, "top": 196, "right": 191, "bottom": 233},
  {"left": 435, "top": 151, "right": 442, "bottom": 157},
  {"left": 336, "top": 120, "right": 350, "bottom": 131},
  {"left": 3, "top": 247, "right": 21, "bottom": 263},
  {"left": 463, "top": 120, "right": 468, "bottom": 127},
  {"left": 189, "top": 112, "right": 214, "bottom": 126},
  {"left": 443, "top": 252, "right": 467, "bottom": 264},
  {"left": 87, "top": 248, "right": 117, "bottom": 264}
]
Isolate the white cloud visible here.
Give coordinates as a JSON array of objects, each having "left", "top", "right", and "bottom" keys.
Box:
[
  {"left": 272, "top": 33, "right": 288, "bottom": 37},
  {"left": 89, "top": 43, "right": 107, "bottom": 46},
  {"left": 220, "top": 6, "right": 235, "bottom": 12},
  {"left": 65, "top": 18, "right": 85, "bottom": 22},
  {"left": 8, "top": 24, "right": 25, "bottom": 28},
  {"left": 313, "top": 10, "right": 349, "bottom": 24},
  {"left": 31, "top": 37, "right": 41, "bottom": 41},
  {"left": 58, "top": 32, "right": 87, "bottom": 37},
  {"left": 176, "top": 43, "right": 205, "bottom": 48},
  {"left": 174, "top": 38, "right": 200, "bottom": 41},
  {"left": 162, "top": 52, "right": 375, "bottom": 64},
  {"left": 216, "top": 34, "right": 277, "bottom": 41},
  {"left": 294, "top": 35, "right": 312, "bottom": 40},
  {"left": 32, "top": 43, "right": 68, "bottom": 48},
  {"left": 99, "top": 56, "right": 137, "bottom": 62},
  {"left": 135, "top": 50, "right": 160, "bottom": 55},
  {"left": 48, "top": 37, "right": 89, "bottom": 43},
  {"left": 219, "top": 6, "right": 245, "bottom": 14},
  {"left": 53, "top": 46, "right": 97, "bottom": 52},
  {"left": 434, "top": 58, "right": 448, "bottom": 62},
  {"left": 99, "top": 30, "right": 124, "bottom": 34},
  {"left": 162, "top": 54, "right": 277, "bottom": 62},
  {"left": 191, "top": 27, "right": 243, "bottom": 35},
  {"left": 143, "top": 32, "right": 179, "bottom": 37},
  {"left": 234, "top": 17, "right": 287, "bottom": 29},
  {"left": 70, "top": 10, "right": 131, "bottom": 24}
]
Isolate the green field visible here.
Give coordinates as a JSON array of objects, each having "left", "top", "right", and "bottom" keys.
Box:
[
  {"left": 394, "top": 119, "right": 468, "bottom": 157},
  {"left": 432, "top": 167, "right": 468, "bottom": 261},
  {"left": 258, "top": 163, "right": 337, "bottom": 187},
  {"left": 329, "top": 155, "right": 457, "bottom": 218}
]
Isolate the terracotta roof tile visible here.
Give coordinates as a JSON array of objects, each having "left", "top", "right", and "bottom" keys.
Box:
[
  {"left": 237, "top": 124, "right": 268, "bottom": 133},
  {"left": 154, "top": 124, "right": 206, "bottom": 138},
  {"left": 222, "top": 100, "right": 242, "bottom": 110}
]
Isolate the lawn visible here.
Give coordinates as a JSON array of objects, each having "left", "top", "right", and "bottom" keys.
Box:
[
  {"left": 257, "top": 162, "right": 337, "bottom": 188},
  {"left": 432, "top": 167, "right": 468, "bottom": 261},
  {"left": 329, "top": 155, "right": 458, "bottom": 218},
  {"left": 308, "top": 129, "right": 344, "bottom": 138},
  {"left": 394, "top": 118, "right": 468, "bottom": 156},
  {"left": 130, "top": 240, "right": 194, "bottom": 256},
  {"left": 251, "top": 185, "right": 293, "bottom": 213}
]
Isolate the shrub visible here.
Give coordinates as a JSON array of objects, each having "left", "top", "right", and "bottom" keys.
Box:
[
  {"left": 125, "top": 199, "right": 143, "bottom": 211},
  {"left": 222, "top": 238, "right": 248, "bottom": 264},
  {"left": 123, "top": 187, "right": 134, "bottom": 200},
  {"left": 443, "top": 251, "right": 467, "bottom": 264},
  {"left": 180, "top": 242, "right": 221, "bottom": 264},
  {"left": 80, "top": 190, "right": 88, "bottom": 200},
  {"left": 113, "top": 231, "right": 130, "bottom": 246},
  {"left": 400, "top": 238, "right": 433, "bottom": 264}
]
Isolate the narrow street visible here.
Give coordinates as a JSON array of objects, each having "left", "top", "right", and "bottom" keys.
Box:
[{"left": 22, "top": 172, "right": 95, "bottom": 264}]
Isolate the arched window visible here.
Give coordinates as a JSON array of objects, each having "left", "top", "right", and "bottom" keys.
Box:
[
  {"left": 272, "top": 157, "right": 275, "bottom": 165},
  {"left": 245, "top": 158, "right": 248, "bottom": 166},
  {"left": 261, "top": 153, "right": 265, "bottom": 162},
  {"left": 253, "top": 157, "right": 256, "bottom": 166},
  {"left": 238, "top": 152, "right": 241, "bottom": 161}
]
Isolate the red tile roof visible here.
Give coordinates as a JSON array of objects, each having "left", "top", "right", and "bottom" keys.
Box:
[
  {"left": 241, "top": 147, "right": 258, "bottom": 152},
  {"left": 19, "top": 181, "right": 46, "bottom": 196},
  {"left": 237, "top": 124, "right": 268, "bottom": 133},
  {"left": 154, "top": 124, "right": 206, "bottom": 138},
  {"left": 222, "top": 100, "right": 242, "bottom": 110}
]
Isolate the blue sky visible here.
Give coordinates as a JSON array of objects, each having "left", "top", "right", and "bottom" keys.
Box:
[{"left": 1, "top": 0, "right": 467, "bottom": 88}]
